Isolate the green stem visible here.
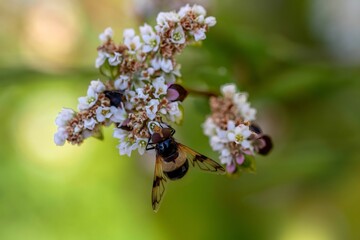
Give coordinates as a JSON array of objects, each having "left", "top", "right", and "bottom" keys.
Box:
[{"left": 186, "top": 87, "right": 219, "bottom": 98}]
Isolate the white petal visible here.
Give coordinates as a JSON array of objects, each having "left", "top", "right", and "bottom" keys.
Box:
[
  {"left": 227, "top": 132, "right": 236, "bottom": 142},
  {"left": 227, "top": 120, "right": 235, "bottom": 131},
  {"left": 99, "top": 27, "right": 113, "bottom": 42},
  {"left": 241, "top": 140, "right": 252, "bottom": 149},
  {"left": 221, "top": 84, "right": 237, "bottom": 98},
  {"left": 205, "top": 16, "right": 217, "bottom": 27}
]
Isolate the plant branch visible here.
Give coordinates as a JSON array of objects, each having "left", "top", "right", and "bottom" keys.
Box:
[{"left": 186, "top": 87, "right": 219, "bottom": 98}]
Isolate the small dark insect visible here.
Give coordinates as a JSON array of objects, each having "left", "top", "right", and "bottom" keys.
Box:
[
  {"left": 104, "top": 90, "right": 124, "bottom": 107},
  {"left": 146, "top": 122, "right": 225, "bottom": 212}
]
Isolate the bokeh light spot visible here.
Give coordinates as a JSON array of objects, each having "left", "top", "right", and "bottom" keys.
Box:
[{"left": 12, "top": 83, "right": 94, "bottom": 170}]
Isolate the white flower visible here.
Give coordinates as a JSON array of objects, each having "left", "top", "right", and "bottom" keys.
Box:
[
  {"left": 78, "top": 88, "right": 98, "bottom": 111},
  {"left": 221, "top": 83, "right": 237, "bottom": 98},
  {"left": 152, "top": 76, "right": 168, "bottom": 98},
  {"left": 227, "top": 124, "right": 252, "bottom": 149},
  {"left": 197, "top": 15, "right": 205, "bottom": 24},
  {"left": 74, "top": 126, "right": 81, "bottom": 133},
  {"left": 108, "top": 52, "right": 122, "bottom": 66},
  {"left": 240, "top": 103, "right": 257, "bottom": 121},
  {"left": 132, "top": 138, "right": 148, "bottom": 155},
  {"left": 216, "top": 127, "right": 229, "bottom": 142},
  {"left": 118, "top": 141, "right": 133, "bottom": 156},
  {"left": 55, "top": 108, "right": 75, "bottom": 127},
  {"left": 89, "top": 79, "right": 105, "bottom": 93},
  {"left": 95, "top": 51, "right": 108, "bottom": 68},
  {"left": 226, "top": 120, "right": 236, "bottom": 132},
  {"left": 151, "top": 57, "right": 161, "bottom": 70},
  {"left": 140, "top": 23, "right": 160, "bottom": 53},
  {"left": 160, "top": 58, "right": 173, "bottom": 73},
  {"left": 96, "top": 106, "right": 112, "bottom": 122},
  {"left": 110, "top": 106, "right": 127, "bottom": 123},
  {"left": 170, "top": 25, "right": 186, "bottom": 44},
  {"left": 192, "top": 28, "right": 206, "bottom": 41},
  {"left": 139, "top": 68, "right": 155, "bottom": 81},
  {"left": 99, "top": 27, "right": 113, "bottom": 43},
  {"left": 156, "top": 12, "right": 179, "bottom": 28},
  {"left": 166, "top": 102, "right": 182, "bottom": 123},
  {"left": 84, "top": 118, "right": 97, "bottom": 130},
  {"left": 202, "top": 117, "right": 217, "bottom": 137},
  {"left": 124, "top": 90, "right": 136, "bottom": 110},
  {"left": 219, "top": 148, "right": 232, "bottom": 165},
  {"left": 123, "top": 28, "right": 142, "bottom": 54},
  {"left": 210, "top": 136, "right": 225, "bottom": 151},
  {"left": 192, "top": 5, "right": 206, "bottom": 17},
  {"left": 136, "top": 88, "right": 149, "bottom": 100},
  {"left": 113, "top": 128, "right": 128, "bottom": 142},
  {"left": 178, "top": 4, "right": 191, "bottom": 18},
  {"left": 123, "top": 28, "right": 135, "bottom": 39},
  {"left": 205, "top": 16, "right": 217, "bottom": 27},
  {"left": 114, "top": 75, "right": 129, "bottom": 90},
  {"left": 233, "top": 92, "right": 248, "bottom": 106},
  {"left": 54, "top": 127, "right": 68, "bottom": 146},
  {"left": 146, "top": 99, "right": 159, "bottom": 120}
]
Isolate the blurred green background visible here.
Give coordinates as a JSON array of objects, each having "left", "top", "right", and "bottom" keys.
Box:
[{"left": 1, "top": 0, "right": 360, "bottom": 239}]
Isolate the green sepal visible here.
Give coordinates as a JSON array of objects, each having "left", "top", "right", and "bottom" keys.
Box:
[
  {"left": 99, "top": 60, "right": 119, "bottom": 80},
  {"left": 92, "top": 128, "right": 104, "bottom": 140},
  {"left": 238, "top": 155, "right": 257, "bottom": 173}
]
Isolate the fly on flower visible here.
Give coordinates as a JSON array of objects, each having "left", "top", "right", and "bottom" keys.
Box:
[
  {"left": 146, "top": 121, "right": 225, "bottom": 212},
  {"left": 103, "top": 90, "right": 124, "bottom": 107}
]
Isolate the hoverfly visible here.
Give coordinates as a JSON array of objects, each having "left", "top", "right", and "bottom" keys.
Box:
[{"left": 146, "top": 121, "right": 225, "bottom": 212}]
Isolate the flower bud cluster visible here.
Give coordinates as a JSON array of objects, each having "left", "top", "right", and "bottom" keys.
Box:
[
  {"left": 202, "top": 84, "right": 272, "bottom": 174},
  {"left": 54, "top": 4, "right": 215, "bottom": 157}
]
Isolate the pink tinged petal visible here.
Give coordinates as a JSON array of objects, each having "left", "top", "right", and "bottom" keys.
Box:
[
  {"left": 119, "top": 118, "right": 132, "bottom": 131},
  {"left": 236, "top": 154, "right": 245, "bottom": 165},
  {"left": 166, "top": 88, "right": 179, "bottom": 101},
  {"left": 226, "top": 163, "right": 236, "bottom": 173},
  {"left": 242, "top": 149, "right": 253, "bottom": 155}
]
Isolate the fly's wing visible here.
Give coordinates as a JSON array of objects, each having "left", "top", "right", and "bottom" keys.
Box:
[
  {"left": 177, "top": 143, "right": 226, "bottom": 174},
  {"left": 152, "top": 154, "right": 168, "bottom": 212}
]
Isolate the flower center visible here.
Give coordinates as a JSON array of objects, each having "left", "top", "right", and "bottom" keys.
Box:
[
  {"left": 139, "top": 140, "right": 147, "bottom": 147},
  {"left": 150, "top": 39, "right": 157, "bottom": 47},
  {"left": 87, "top": 97, "right": 95, "bottom": 104},
  {"left": 173, "top": 32, "right": 182, "bottom": 41},
  {"left": 101, "top": 109, "right": 109, "bottom": 115},
  {"left": 235, "top": 134, "right": 244, "bottom": 143},
  {"left": 130, "top": 42, "right": 136, "bottom": 50}
]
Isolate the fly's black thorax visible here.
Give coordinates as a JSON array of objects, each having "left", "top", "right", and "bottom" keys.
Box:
[{"left": 155, "top": 137, "right": 178, "bottom": 161}]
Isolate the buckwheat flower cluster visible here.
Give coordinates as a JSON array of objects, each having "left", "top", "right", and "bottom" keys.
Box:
[
  {"left": 202, "top": 84, "right": 272, "bottom": 174},
  {"left": 54, "top": 4, "right": 216, "bottom": 157}
]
